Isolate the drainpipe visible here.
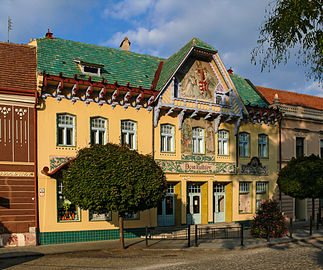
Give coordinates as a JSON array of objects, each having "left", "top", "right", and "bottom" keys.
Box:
[
  {"left": 152, "top": 107, "right": 155, "bottom": 159},
  {"left": 33, "top": 91, "right": 39, "bottom": 244},
  {"left": 279, "top": 119, "right": 282, "bottom": 211}
]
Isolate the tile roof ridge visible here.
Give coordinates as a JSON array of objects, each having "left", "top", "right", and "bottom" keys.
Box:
[
  {"left": 37, "top": 37, "right": 165, "bottom": 61},
  {"left": 256, "top": 85, "right": 323, "bottom": 100},
  {"left": 0, "top": 41, "right": 35, "bottom": 49}
]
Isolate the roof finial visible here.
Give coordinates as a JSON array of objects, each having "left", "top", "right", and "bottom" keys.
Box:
[
  {"left": 120, "top": 36, "right": 131, "bottom": 51},
  {"left": 227, "top": 67, "right": 233, "bottom": 75},
  {"left": 45, "top": 29, "right": 54, "bottom": 39}
]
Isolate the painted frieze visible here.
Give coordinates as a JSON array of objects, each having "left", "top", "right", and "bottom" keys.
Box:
[
  {"left": 156, "top": 159, "right": 236, "bottom": 175},
  {"left": 50, "top": 156, "right": 75, "bottom": 171},
  {"left": 177, "top": 58, "right": 218, "bottom": 102}
]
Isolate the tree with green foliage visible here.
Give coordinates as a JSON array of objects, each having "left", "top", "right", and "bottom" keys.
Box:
[
  {"left": 62, "top": 143, "right": 167, "bottom": 249},
  {"left": 251, "top": 0, "right": 323, "bottom": 81},
  {"left": 277, "top": 154, "right": 323, "bottom": 218},
  {"left": 251, "top": 199, "right": 288, "bottom": 238}
]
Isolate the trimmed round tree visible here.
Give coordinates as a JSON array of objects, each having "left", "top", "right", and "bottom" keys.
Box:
[
  {"left": 278, "top": 154, "right": 323, "bottom": 219},
  {"left": 62, "top": 143, "right": 167, "bottom": 249},
  {"left": 251, "top": 199, "right": 288, "bottom": 238}
]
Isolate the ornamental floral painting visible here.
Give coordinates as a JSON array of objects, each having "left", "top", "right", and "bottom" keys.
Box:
[
  {"left": 181, "top": 118, "right": 215, "bottom": 156},
  {"left": 178, "top": 58, "right": 218, "bottom": 102}
]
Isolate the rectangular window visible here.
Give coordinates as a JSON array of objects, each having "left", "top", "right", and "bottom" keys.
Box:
[
  {"left": 160, "top": 124, "right": 174, "bottom": 152},
  {"left": 320, "top": 140, "right": 323, "bottom": 158},
  {"left": 89, "top": 210, "right": 111, "bottom": 221},
  {"left": 124, "top": 212, "right": 139, "bottom": 220},
  {"left": 90, "top": 117, "right": 107, "bottom": 145},
  {"left": 57, "top": 114, "right": 75, "bottom": 146},
  {"left": 256, "top": 182, "right": 268, "bottom": 209},
  {"left": 192, "top": 127, "right": 204, "bottom": 154},
  {"left": 296, "top": 137, "right": 304, "bottom": 157},
  {"left": 57, "top": 180, "right": 80, "bottom": 222},
  {"left": 258, "top": 134, "right": 268, "bottom": 158},
  {"left": 239, "top": 133, "right": 249, "bottom": 157},
  {"left": 121, "top": 120, "right": 136, "bottom": 150},
  {"left": 239, "top": 182, "right": 251, "bottom": 214},
  {"left": 218, "top": 130, "right": 229, "bottom": 156}
]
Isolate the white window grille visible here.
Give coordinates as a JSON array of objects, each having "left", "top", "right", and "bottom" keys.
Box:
[
  {"left": 239, "top": 132, "right": 249, "bottom": 157},
  {"left": 192, "top": 127, "right": 204, "bottom": 154},
  {"left": 188, "top": 183, "right": 201, "bottom": 193},
  {"left": 256, "top": 182, "right": 268, "bottom": 209},
  {"left": 239, "top": 182, "right": 250, "bottom": 193},
  {"left": 239, "top": 182, "right": 251, "bottom": 213},
  {"left": 214, "top": 183, "right": 226, "bottom": 193},
  {"left": 167, "top": 183, "right": 175, "bottom": 194},
  {"left": 258, "top": 134, "right": 268, "bottom": 158},
  {"left": 218, "top": 130, "right": 229, "bottom": 156},
  {"left": 121, "top": 120, "right": 136, "bottom": 150},
  {"left": 57, "top": 114, "right": 75, "bottom": 146},
  {"left": 160, "top": 124, "right": 174, "bottom": 152},
  {"left": 91, "top": 117, "right": 107, "bottom": 145}
]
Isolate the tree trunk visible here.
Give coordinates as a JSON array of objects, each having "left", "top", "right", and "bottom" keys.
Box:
[
  {"left": 119, "top": 214, "right": 125, "bottom": 249},
  {"left": 312, "top": 198, "right": 315, "bottom": 221}
]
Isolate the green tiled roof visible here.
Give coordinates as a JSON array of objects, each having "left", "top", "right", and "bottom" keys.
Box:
[
  {"left": 230, "top": 74, "right": 268, "bottom": 107},
  {"left": 36, "top": 38, "right": 164, "bottom": 89},
  {"left": 156, "top": 38, "right": 217, "bottom": 90}
]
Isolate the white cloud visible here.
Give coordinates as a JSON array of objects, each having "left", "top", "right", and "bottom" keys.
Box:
[{"left": 304, "top": 82, "right": 323, "bottom": 97}]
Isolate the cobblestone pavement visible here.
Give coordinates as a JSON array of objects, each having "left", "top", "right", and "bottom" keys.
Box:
[{"left": 1, "top": 238, "right": 323, "bottom": 269}]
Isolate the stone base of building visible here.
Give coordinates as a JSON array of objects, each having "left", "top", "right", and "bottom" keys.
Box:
[{"left": 0, "top": 227, "right": 37, "bottom": 247}]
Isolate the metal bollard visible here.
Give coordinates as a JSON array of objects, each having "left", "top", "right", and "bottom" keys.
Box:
[
  {"left": 187, "top": 225, "right": 191, "bottom": 247},
  {"left": 290, "top": 218, "right": 293, "bottom": 238},
  {"left": 240, "top": 223, "right": 244, "bottom": 246},
  {"left": 310, "top": 217, "right": 313, "bottom": 235},
  {"left": 145, "top": 226, "right": 148, "bottom": 247},
  {"left": 317, "top": 213, "right": 320, "bottom": 230},
  {"left": 195, "top": 224, "right": 198, "bottom": 247}
]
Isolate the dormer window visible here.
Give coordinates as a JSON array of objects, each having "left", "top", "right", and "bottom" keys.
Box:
[{"left": 74, "top": 60, "right": 104, "bottom": 76}]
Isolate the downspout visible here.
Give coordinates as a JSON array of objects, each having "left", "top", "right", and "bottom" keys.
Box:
[
  {"left": 279, "top": 119, "right": 282, "bottom": 211},
  {"left": 33, "top": 91, "right": 39, "bottom": 244},
  {"left": 152, "top": 108, "right": 155, "bottom": 159}
]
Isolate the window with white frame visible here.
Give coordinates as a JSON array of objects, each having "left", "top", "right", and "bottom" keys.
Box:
[
  {"left": 239, "top": 132, "right": 249, "bottom": 157},
  {"left": 57, "top": 114, "right": 75, "bottom": 146},
  {"left": 218, "top": 130, "right": 229, "bottom": 156},
  {"left": 192, "top": 127, "right": 204, "bottom": 154},
  {"left": 256, "top": 182, "right": 268, "bottom": 209},
  {"left": 90, "top": 117, "right": 107, "bottom": 145},
  {"left": 57, "top": 179, "right": 80, "bottom": 222},
  {"left": 258, "top": 134, "right": 268, "bottom": 158},
  {"left": 160, "top": 124, "right": 174, "bottom": 152},
  {"left": 239, "top": 182, "right": 251, "bottom": 213},
  {"left": 121, "top": 120, "right": 136, "bottom": 150}
]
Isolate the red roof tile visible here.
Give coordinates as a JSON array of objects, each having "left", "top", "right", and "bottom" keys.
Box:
[
  {"left": 0, "top": 42, "right": 37, "bottom": 92},
  {"left": 256, "top": 86, "right": 323, "bottom": 111}
]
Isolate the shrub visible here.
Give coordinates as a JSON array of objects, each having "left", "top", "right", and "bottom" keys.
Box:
[{"left": 250, "top": 199, "right": 288, "bottom": 238}]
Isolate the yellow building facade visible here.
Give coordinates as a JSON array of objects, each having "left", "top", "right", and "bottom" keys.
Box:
[{"left": 31, "top": 34, "right": 280, "bottom": 244}]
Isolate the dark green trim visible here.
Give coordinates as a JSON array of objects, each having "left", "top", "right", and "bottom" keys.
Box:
[{"left": 39, "top": 228, "right": 146, "bottom": 245}]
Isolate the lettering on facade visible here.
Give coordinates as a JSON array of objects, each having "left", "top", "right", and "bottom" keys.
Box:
[
  {"left": 156, "top": 159, "right": 236, "bottom": 174},
  {"left": 239, "top": 157, "right": 268, "bottom": 175},
  {"left": 0, "top": 171, "right": 34, "bottom": 177}
]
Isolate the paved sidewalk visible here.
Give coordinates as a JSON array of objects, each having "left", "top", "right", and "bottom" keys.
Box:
[{"left": 1, "top": 228, "right": 323, "bottom": 259}]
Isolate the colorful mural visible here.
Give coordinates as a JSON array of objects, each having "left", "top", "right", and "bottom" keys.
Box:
[
  {"left": 181, "top": 118, "right": 215, "bottom": 155},
  {"left": 178, "top": 59, "right": 218, "bottom": 102}
]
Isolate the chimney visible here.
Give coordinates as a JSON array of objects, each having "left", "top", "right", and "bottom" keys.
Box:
[
  {"left": 120, "top": 37, "right": 131, "bottom": 51},
  {"left": 227, "top": 67, "right": 233, "bottom": 75},
  {"left": 45, "top": 29, "right": 54, "bottom": 39},
  {"left": 274, "top": 93, "right": 279, "bottom": 103}
]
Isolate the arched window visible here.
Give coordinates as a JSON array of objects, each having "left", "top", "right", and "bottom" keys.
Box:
[
  {"left": 192, "top": 127, "right": 204, "bottom": 154},
  {"left": 239, "top": 132, "right": 249, "bottom": 157},
  {"left": 121, "top": 120, "right": 136, "bottom": 150},
  {"left": 218, "top": 130, "right": 229, "bottom": 155},
  {"left": 160, "top": 124, "right": 174, "bottom": 152}
]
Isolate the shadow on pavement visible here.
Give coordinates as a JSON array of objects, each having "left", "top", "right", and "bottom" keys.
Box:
[{"left": 0, "top": 252, "right": 43, "bottom": 269}]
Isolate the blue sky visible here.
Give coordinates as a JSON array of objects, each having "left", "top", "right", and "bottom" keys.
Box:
[{"left": 0, "top": 0, "right": 322, "bottom": 97}]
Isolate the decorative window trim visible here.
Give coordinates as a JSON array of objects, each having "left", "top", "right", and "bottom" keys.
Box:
[
  {"left": 218, "top": 129, "right": 229, "bottom": 156},
  {"left": 239, "top": 132, "right": 250, "bottom": 158},
  {"left": 258, "top": 134, "right": 268, "bottom": 159},
  {"left": 56, "top": 113, "right": 76, "bottom": 147},
  {"left": 192, "top": 127, "right": 205, "bottom": 154},
  {"left": 160, "top": 124, "right": 175, "bottom": 153},
  {"left": 90, "top": 117, "right": 107, "bottom": 145},
  {"left": 121, "top": 120, "right": 137, "bottom": 150}
]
